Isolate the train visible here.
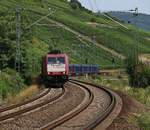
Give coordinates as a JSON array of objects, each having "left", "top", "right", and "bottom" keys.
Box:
[
  {"left": 69, "top": 64, "right": 98, "bottom": 75},
  {"left": 41, "top": 51, "right": 99, "bottom": 85},
  {"left": 41, "top": 51, "right": 69, "bottom": 85}
]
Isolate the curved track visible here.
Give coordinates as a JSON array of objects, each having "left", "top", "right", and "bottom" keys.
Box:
[
  {"left": 0, "top": 88, "right": 51, "bottom": 113},
  {"left": 40, "top": 80, "right": 122, "bottom": 130},
  {"left": 0, "top": 83, "right": 87, "bottom": 130},
  {"left": 0, "top": 85, "right": 86, "bottom": 130},
  {"left": 0, "top": 87, "right": 65, "bottom": 122},
  {"left": 0, "top": 81, "right": 122, "bottom": 130},
  {"left": 40, "top": 82, "right": 93, "bottom": 130}
]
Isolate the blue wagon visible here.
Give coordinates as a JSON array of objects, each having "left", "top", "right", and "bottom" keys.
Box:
[{"left": 69, "top": 64, "right": 99, "bottom": 75}]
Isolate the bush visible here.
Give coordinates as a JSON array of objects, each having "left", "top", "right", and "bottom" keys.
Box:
[
  {"left": 126, "top": 53, "right": 150, "bottom": 88},
  {"left": 69, "top": 0, "right": 82, "bottom": 10},
  {"left": 70, "top": 2, "right": 78, "bottom": 10},
  {"left": 0, "top": 68, "right": 24, "bottom": 99},
  {"left": 139, "top": 64, "right": 150, "bottom": 87},
  {"left": 90, "top": 18, "right": 96, "bottom": 22},
  {"left": 137, "top": 112, "right": 150, "bottom": 129}
]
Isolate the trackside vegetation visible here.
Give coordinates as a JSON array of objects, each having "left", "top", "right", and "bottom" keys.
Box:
[
  {"left": 78, "top": 75, "right": 150, "bottom": 130},
  {"left": 126, "top": 52, "right": 150, "bottom": 88},
  {"left": 0, "top": 68, "right": 24, "bottom": 100},
  {"left": 0, "top": 0, "right": 150, "bottom": 101},
  {"left": 0, "top": 1, "right": 150, "bottom": 128},
  {"left": 137, "top": 112, "right": 150, "bottom": 130}
]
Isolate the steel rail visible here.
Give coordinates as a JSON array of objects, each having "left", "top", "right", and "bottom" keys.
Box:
[
  {"left": 40, "top": 82, "right": 94, "bottom": 130},
  {"left": 40, "top": 80, "right": 116, "bottom": 130},
  {"left": 0, "top": 88, "right": 51, "bottom": 113},
  {"left": 0, "top": 87, "right": 65, "bottom": 122},
  {"left": 71, "top": 80, "right": 116, "bottom": 130}
]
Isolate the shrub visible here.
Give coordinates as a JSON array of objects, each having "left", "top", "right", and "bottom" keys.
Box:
[
  {"left": 90, "top": 18, "right": 96, "bottom": 22},
  {"left": 69, "top": 0, "right": 82, "bottom": 10},
  {"left": 70, "top": 2, "right": 78, "bottom": 10},
  {"left": 126, "top": 52, "right": 150, "bottom": 88},
  {"left": 137, "top": 112, "right": 150, "bottom": 129},
  {"left": 0, "top": 68, "right": 24, "bottom": 99}
]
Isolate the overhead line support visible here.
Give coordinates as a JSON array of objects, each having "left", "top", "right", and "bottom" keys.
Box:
[{"left": 15, "top": 7, "right": 21, "bottom": 72}]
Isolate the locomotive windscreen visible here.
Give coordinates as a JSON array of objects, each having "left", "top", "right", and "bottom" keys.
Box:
[{"left": 48, "top": 57, "right": 65, "bottom": 64}]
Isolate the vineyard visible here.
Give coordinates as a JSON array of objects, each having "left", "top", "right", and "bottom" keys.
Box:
[{"left": 0, "top": 0, "right": 150, "bottom": 99}]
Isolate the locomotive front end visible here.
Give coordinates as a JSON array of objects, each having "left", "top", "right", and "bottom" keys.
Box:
[
  {"left": 47, "top": 54, "right": 68, "bottom": 76},
  {"left": 41, "top": 53, "right": 69, "bottom": 85}
]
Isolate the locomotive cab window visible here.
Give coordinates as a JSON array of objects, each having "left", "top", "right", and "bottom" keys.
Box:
[
  {"left": 57, "top": 57, "right": 65, "bottom": 64},
  {"left": 48, "top": 57, "right": 65, "bottom": 64}
]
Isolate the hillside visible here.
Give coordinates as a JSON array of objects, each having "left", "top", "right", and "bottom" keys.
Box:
[
  {"left": 0, "top": 0, "right": 150, "bottom": 82},
  {"left": 108, "top": 11, "right": 150, "bottom": 32},
  {"left": 1, "top": 1, "right": 150, "bottom": 127}
]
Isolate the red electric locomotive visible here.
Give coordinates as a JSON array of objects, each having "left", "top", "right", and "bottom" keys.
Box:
[{"left": 41, "top": 51, "right": 69, "bottom": 85}]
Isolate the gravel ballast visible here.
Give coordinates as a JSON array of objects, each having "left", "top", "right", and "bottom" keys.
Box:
[{"left": 0, "top": 84, "right": 85, "bottom": 130}]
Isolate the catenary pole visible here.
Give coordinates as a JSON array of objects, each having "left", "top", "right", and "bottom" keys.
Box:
[{"left": 15, "top": 7, "right": 21, "bottom": 72}]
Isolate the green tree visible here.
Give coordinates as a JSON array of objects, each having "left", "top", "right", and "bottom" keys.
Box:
[
  {"left": 69, "top": 0, "right": 82, "bottom": 10},
  {"left": 126, "top": 52, "right": 150, "bottom": 88},
  {"left": 0, "top": 68, "right": 24, "bottom": 100},
  {"left": 0, "top": 14, "right": 16, "bottom": 70},
  {"left": 23, "top": 37, "right": 48, "bottom": 79}
]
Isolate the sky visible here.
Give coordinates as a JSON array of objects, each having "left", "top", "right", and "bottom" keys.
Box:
[{"left": 78, "top": 0, "right": 150, "bottom": 14}]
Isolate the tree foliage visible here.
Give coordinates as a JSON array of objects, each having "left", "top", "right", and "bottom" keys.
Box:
[
  {"left": 126, "top": 52, "right": 150, "bottom": 88},
  {"left": 0, "top": 9, "right": 50, "bottom": 99},
  {"left": 137, "top": 112, "right": 150, "bottom": 129},
  {"left": 23, "top": 37, "right": 48, "bottom": 79},
  {"left": 0, "top": 14, "right": 16, "bottom": 70},
  {"left": 0, "top": 68, "right": 24, "bottom": 99},
  {"left": 69, "top": 0, "right": 92, "bottom": 13},
  {"left": 69, "top": 0, "right": 80, "bottom": 10}
]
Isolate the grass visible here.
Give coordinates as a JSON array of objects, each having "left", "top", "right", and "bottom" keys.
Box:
[
  {"left": 42, "top": 1, "right": 150, "bottom": 56},
  {"left": 6, "top": 85, "right": 40, "bottom": 104},
  {"left": 0, "top": 0, "right": 150, "bottom": 101},
  {"left": 34, "top": 24, "right": 123, "bottom": 68},
  {"left": 78, "top": 74, "right": 150, "bottom": 107},
  {"left": 77, "top": 74, "right": 150, "bottom": 129},
  {"left": 137, "top": 112, "right": 150, "bottom": 130},
  {"left": 128, "top": 111, "right": 150, "bottom": 130},
  {"left": 0, "top": 68, "right": 25, "bottom": 100},
  {"left": 1, "top": 0, "right": 150, "bottom": 59},
  {"left": 0, "top": 0, "right": 125, "bottom": 69}
]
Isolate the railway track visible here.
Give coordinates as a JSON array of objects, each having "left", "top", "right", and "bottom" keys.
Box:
[
  {"left": 40, "top": 81, "right": 93, "bottom": 130},
  {"left": 40, "top": 80, "right": 122, "bottom": 130},
  {"left": 0, "top": 87, "right": 65, "bottom": 122},
  {"left": 0, "top": 81, "right": 122, "bottom": 130},
  {"left": 0, "top": 88, "right": 51, "bottom": 113},
  {"left": 0, "top": 83, "right": 86, "bottom": 130}
]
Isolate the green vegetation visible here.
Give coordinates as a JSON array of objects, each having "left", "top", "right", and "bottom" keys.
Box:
[
  {"left": 0, "top": 11, "right": 16, "bottom": 70},
  {"left": 126, "top": 52, "right": 150, "bottom": 88},
  {"left": 0, "top": 0, "right": 124, "bottom": 72},
  {"left": 1, "top": 0, "right": 150, "bottom": 60},
  {"left": 43, "top": 1, "right": 150, "bottom": 56},
  {"left": 34, "top": 25, "right": 122, "bottom": 68},
  {"left": 0, "top": 0, "right": 150, "bottom": 100},
  {"left": 23, "top": 36, "right": 49, "bottom": 78},
  {"left": 128, "top": 112, "right": 150, "bottom": 130},
  {"left": 78, "top": 74, "right": 150, "bottom": 129},
  {"left": 69, "top": 0, "right": 82, "bottom": 10},
  {"left": 0, "top": 68, "right": 24, "bottom": 100},
  {"left": 79, "top": 75, "right": 150, "bottom": 107},
  {"left": 137, "top": 112, "right": 150, "bottom": 130}
]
